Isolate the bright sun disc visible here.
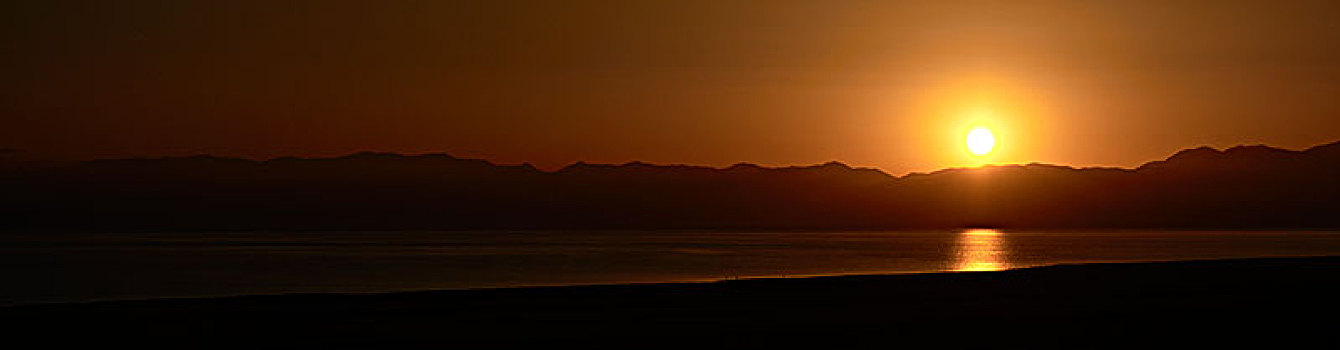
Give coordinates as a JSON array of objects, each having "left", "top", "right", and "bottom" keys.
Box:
[{"left": 966, "top": 127, "right": 995, "bottom": 155}]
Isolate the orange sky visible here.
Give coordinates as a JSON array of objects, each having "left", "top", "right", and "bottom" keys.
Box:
[{"left": 4, "top": 0, "right": 1340, "bottom": 174}]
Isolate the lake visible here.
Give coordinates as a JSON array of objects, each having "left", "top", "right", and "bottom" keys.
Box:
[{"left": 3, "top": 230, "right": 1339, "bottom": 305}]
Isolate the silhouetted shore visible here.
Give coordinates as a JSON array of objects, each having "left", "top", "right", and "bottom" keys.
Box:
[
  {"left": 5, "top": 141, "right": 1339, "bottom": 231},
  {"left": 6, "top": 256, "right": 1338, "bottom": 348}
]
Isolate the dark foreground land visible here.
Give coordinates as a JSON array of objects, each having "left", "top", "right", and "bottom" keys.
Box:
[{"left": 6, "top": 257, "right": 1339, "bottom": 349}]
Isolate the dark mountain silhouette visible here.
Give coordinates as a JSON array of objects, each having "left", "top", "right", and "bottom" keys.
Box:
[{"left": 3, "top": 141, "right": 1339, "bottom": 231}]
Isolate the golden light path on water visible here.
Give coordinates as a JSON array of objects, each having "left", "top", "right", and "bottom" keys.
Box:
[{"left": 952, "top": 229, "right": 1011, "bottom": 272}]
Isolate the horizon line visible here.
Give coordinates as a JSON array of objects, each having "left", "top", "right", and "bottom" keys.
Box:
[{"left": 6, "top": 139, "right": 1338, "bottom": 178}]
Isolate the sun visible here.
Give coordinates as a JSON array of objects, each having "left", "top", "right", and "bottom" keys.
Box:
[{"left": 966, "top": 127, "right": 995, "bottom": 156}]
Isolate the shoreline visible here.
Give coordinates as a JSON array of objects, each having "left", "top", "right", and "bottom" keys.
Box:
[
  {"left": 7, "top": 256, "right": 1340, "bottom": 347},
  {"left": 5, "top": 254, "right": 1334, "bottom": 308}
]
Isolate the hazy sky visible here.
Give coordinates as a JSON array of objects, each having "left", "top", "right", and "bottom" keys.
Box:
[{"left": 4, "top": 0, "right": 1340, "bottom": 174}]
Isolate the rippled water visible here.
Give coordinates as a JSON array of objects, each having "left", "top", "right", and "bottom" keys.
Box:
[{"left": 3, "top": 230, "right": 1339, "bottom": 305}]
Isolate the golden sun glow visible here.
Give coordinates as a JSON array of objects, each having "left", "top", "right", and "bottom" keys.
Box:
[
  {"left": 953, "top": 229, "right": 1010, "bottom": 272},
  {"left": 905, "top": 74, "right": 1045, "bottom": 170},
  {"left": 966, "top": 127, "right": 996, "bottom": 156}
]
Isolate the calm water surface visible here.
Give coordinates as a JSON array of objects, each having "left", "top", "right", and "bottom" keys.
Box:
[{"left": 2, "top": 230, "right": 1339, "bottom": 305}]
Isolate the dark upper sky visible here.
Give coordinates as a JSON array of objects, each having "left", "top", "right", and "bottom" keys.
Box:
[{"left": 4, "top": 0, "right": 1340, "bottom": 174}]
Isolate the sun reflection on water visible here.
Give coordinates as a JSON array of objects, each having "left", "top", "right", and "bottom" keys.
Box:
[{"left": 952, "top": 229, "right": 1011, "bottom": 271}]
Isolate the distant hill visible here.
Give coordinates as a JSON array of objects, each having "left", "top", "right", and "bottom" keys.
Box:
[{"left": 3, "top": 141, "right": 1338, "bottom": 231}]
